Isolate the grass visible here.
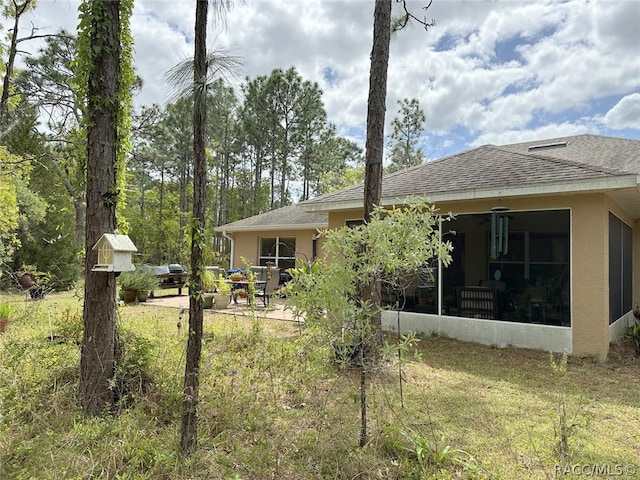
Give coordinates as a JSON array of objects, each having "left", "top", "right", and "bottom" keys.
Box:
[{"left": 0, "top": 289, "right": 638, "bottom": 479}]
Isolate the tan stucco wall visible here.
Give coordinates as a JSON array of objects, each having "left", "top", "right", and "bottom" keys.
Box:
[
  {"left": 229, "top": 229, "right": 319, "bottom": 270},
  {"left": 571, "top": 195, "right": 608, "bottom": 360},
  {"left": 325, "top": 192, "right": 626, "bottom": 360},
  {"left": 635, "top": 219, "right": 640, "bottom": 311}
]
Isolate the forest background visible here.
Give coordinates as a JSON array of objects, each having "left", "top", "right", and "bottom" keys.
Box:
[{"left": 0, "top": 2, "right": 425, "bottom": 289}]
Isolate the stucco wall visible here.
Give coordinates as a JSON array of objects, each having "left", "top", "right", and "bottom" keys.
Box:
[
  {"left": 230, "top": 229, "right": 318, "bottom": 270},
  {"left": 636, "top": 219, "right": 640, "bottom": 310},
  {"left": 571, "top": 195, "right": 608, "bottom": 359}
]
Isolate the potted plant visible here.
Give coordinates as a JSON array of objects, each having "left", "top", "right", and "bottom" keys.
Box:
[
  {"left": 136, "top": 269, "right": 160, "bottom": 302},
  {"left": 229, "top": 272, "right": 246, "bottom": 282},
  {"left": 0, "top": 302, "right": 13, "bottom": 333},
  {"left": 202, "top": 270, "right": 216, "bottom": 308},
  {"left": 213, "top": 273, "right": 231, "bottom": 309},
  {"left": 118, "top": 269, "right": 159, "bottom": 303}
]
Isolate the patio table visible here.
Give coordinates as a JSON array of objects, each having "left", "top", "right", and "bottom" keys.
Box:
[{"left": 227, "top": 279, "right": 267, "bottom": 304}]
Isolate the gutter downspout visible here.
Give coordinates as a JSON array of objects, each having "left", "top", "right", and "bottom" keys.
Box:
[{"left": 222, "top": 231, "right": 234, "bottom": 269}]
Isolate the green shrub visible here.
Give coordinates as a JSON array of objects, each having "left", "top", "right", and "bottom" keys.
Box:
[
  {"left": 0, "top": 301, "right": 13, "bottom": 318},
  {"left": 113, "top": 328, "right": 156, "bottom": 409},
  {"left": 118, "top": 268, "right": 159, "bottom": 291}
]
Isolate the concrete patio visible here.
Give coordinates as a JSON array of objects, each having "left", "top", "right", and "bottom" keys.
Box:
[{"left": 144, "top": 293, "right": 298, "bottom": 322}]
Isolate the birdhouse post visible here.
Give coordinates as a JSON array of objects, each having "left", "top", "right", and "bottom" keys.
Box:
[{"left": 91, "top": 233, "right": 138, "bottom": 272}]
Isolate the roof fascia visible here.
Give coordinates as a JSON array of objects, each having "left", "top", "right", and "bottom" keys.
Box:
[
  {"left": 300, "top": 175, "right": 639, "bottom": 213},
  {"left": 214, "top": 222, "right": 327, "bottom": 233}
]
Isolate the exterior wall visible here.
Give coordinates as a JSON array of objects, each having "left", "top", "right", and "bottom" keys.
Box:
[
  {"left": 570, "top": 195, "right": 609, "bottom": 360},
  {"left": 635, "top": 218, "right": 640, "bottom": 311},
  {"left": 229, "top": 228, "right": 318, "bottom": 270},
  {"left": 382, "top": 311, "right": 572, "bottom": 353},
  {"left": 326, "top": 192, "right": 616, "bottom": 359}
]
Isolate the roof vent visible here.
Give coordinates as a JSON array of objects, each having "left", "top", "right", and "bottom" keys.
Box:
[{"left": 528, "top": 141, "right": 567, "bottom": 152}]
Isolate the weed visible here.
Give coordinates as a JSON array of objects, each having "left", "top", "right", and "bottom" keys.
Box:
[
  {"left": 382, "top": 424, "right": 482, "bottom": 478},
  {"left": 549, "top": 351, "right": 579, "bottom": 462}
]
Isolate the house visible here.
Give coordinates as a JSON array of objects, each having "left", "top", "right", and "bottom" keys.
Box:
[
  {"left": 215, "top": 204, "right": 327, "bottom": 273},
  {"left": 300, "top": 134, "right": 639, "bottom": 360}
]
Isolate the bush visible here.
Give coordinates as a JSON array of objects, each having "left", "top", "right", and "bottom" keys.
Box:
[
  {"left": 0, "top": 301, "right": 13, "bottom": 318},
  {"left": 118, "top": 268, "right": 159, "bottom": 291}
]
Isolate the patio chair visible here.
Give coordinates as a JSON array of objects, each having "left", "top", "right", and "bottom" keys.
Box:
[
  {"left": 255, "top": 267, "right": 280, "bottom": 307},
  {"left": 250, "top": 266, "right": 267, "bottom": 282}
]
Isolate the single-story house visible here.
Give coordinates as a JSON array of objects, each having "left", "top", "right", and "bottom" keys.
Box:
[
  {"left": 215, "top": 203, "right": 327, "bottom": 273},
  {"left": 219, "top": 134, "right": 639, "bottom": 360}
]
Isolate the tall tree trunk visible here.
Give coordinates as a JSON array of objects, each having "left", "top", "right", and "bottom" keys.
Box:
[
  {"left": 0, "top": 0, "right": 34, "bottom": 130},
  {"left": 180, "top": 0, "right": 207, "bottom": 456},
  {"left": 358, "top": 0, "right": 392, "bottom": 447},
  {"left": 363, "top": 0, "right": 391, "bottom": 224},
  {"left": 363, "top": 0, "right": 390, "bottom": 334},
  {"left": 80, "top": 0, "right": 121, "bottom": 415}
]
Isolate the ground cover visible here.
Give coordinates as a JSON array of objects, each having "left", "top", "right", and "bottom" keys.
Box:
[{"left": 0, "top": 289, "right": 638, "bottom": 479}]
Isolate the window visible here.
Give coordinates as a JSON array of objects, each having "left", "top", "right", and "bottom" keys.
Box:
[
  {"left": 259, "top": 237, "right": 296, "bottom": 270},
  {"left": 346, "top": 219, "right": 364, "bottom": 228}
]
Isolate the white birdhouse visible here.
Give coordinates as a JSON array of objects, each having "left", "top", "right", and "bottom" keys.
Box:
[{"left": 91, "top": 233, "right": 137, "bottom": 272}]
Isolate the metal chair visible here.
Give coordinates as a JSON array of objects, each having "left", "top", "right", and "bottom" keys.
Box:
[{"left": 255, "top": 267, "right": 280, "bottom": 307}]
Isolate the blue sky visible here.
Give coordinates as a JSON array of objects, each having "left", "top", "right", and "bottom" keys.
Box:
[{"left": 22, "top": 0, "right": 640, "bottom": 159}]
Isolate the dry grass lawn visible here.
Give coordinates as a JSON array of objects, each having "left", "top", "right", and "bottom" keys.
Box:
[{"left": 0, "top": 289, "right": 638, "bottom": 479}]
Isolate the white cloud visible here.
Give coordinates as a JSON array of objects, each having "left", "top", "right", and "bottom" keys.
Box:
[
  {"left": 17, "top": 0, "right": 640, "bottom": 154},
  {"left": 601, "top": 93, "right": 640, "bottom": 129}
]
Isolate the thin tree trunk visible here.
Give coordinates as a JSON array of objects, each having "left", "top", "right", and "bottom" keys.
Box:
[
  {"left": 363, "top": 0, "right": 391, "bottom": 224},
  {"left": 0, "top": 0, "right": 33, "bottom": 129},
  {"left": 359, "top": 365, "right": 367, "bottom": 448},
  {"left": 362, "top": 0, "right": 390, "bottom": 335},
  {"left": 180, "top": 0, "right": 207, "bottom": 456},
  {"left": 80, "top": 0, "right": 121, "bottom": 415},
  {"left": 357, "top": 0, "right": 392, "bottom": 446}
]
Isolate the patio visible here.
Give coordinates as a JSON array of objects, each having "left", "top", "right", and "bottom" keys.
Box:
[{"left": 144, "top": 293, "right": 298, "bottom": 323}]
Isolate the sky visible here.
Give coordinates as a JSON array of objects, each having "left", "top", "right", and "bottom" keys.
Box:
[{"left": 19, "top": 0, "right": 640, "bottom": 159}]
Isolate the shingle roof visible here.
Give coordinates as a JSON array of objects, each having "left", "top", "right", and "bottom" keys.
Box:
[
  {"left": 216, "top": 204, "right": 327, "bottom": 232},
  {"left": 302, "top": 134, "right": 640, "bottom": 209},
  {"left": 500, "top": 134, "right": 640, "bottom": 173}
]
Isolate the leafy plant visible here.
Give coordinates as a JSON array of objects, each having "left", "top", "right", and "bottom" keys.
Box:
[
  {"left": 215, "top": 273, "right": 232, "bottom": 295},
  {"left": 118, "top": 268, "right": 159, "bottom": 292},
  {"left": 0, "top": 301, "right": 13, "bottom": 318},
  {"left": 624, "top": 314, "right": 640, "bottom": 356},
  {"left": 550, "top": 351, "right": 578, "bottom": 461},
  {"left": 286, "top": 197, "right": 453, "bottom": 446},
  {"left": 383, "top": 425, "right": 478, "bottom": 477},
  {"left": 202, "top": 270, "right": 216, "bottom": 293},
  {"left": 52, "top": 307, "right": 83, "bottom": 344}
]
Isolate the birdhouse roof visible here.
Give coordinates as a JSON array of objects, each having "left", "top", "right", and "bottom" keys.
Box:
[{"left": 92, "top": 233, "right": 138, "bottom": 252}]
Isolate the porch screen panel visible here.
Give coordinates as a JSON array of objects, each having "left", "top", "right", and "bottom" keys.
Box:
[{"left": 609, "top": 214, "right": 632, "bottom": 324}]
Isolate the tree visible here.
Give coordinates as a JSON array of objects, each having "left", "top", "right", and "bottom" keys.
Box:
[
  {"left": 0, "top": 146, "right": 23, "bottom": 265},
  {"left": 0, "top": 0, "right": 37, "bottom": 133},
  {"left": 181, "top": 1, "right": 208, "bottom": 452},
  {"left": 386, "top": 98, "right": 425, "bottom": 173},
  {"left": 286, "top": 198, "right": 452, "bottom": 447},
  {"left": 239, "top": 67, "right": 326, "bottom": 208},
  {"left": 363, "top": 1, "right": 391, "bottom": 225},
  {"left": 16, "top": 32, "right": 87, "bottom": 246},
  {"left": 316, "top": 134, "right": 364, "bottom": 196},
  {"left": 77, "top": 0, "right": 134, "bottom": 415},
  {"left": 180, "top": 0, "right": 239, "bottom": 456},
  {"left": 359, "top": 0, "right": 434, "bottom": 446},
  {"left": 0, "top": 102, "right": 77, "bottom": 288}
]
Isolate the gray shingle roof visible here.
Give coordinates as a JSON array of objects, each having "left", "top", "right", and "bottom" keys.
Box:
[
  {"left": 302, "top": 134, "right": 640, "bottom": 208},
  {"left": 216, "top": 204, "right": 327, "bottom": 232}
]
